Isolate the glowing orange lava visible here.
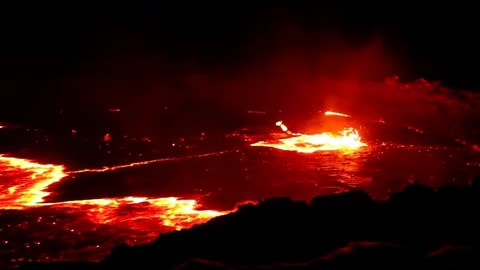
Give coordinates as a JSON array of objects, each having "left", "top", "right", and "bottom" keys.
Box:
[
  {"left": 69, "top": 152, "right": 224, "bottom": 174},
  {"left": 0, "top": 155, "right": 67, "bottom": 208},
  {"left": 0, "top": 154, "right": 227, "bottom": 232},
  {"left": 324, "top": 111, "right": 351, "bottom": 117},
  {"left": 251, "top": 117, "right": 366, "bottom": 153}
]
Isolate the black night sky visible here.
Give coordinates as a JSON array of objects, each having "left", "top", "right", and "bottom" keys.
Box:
[{"left": 1, "top": 2, "right": 479, "bottom": 126}]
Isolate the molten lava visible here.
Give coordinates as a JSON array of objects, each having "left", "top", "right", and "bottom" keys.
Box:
[
  {"left": 251, "top": 112, "right": 366, "bottom": 153},
  {"left": 0, "top": 154, "right": 227, "bottom": 231},
  {"left": 0, "top": 155, "right": 67, "bottom": 208},
  {"left": 324, "top": 111, "right": 351, "bottom": 117}
]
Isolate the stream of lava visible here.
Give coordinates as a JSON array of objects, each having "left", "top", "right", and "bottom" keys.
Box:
[
  {"left": 0, "top": 153, "right": 228, "bottom": 234},
  {"left": 251, "top": 112, "right": 366, "bottom": 153}
]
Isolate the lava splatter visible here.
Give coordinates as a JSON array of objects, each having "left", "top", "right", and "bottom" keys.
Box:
[{"left": 251, "top": 112, "right": 366, "bottom": 153}]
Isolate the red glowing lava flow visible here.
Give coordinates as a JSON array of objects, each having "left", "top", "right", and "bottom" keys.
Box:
[
  {"left": 324, "top": 111, "right": 351, "bottom": 117},
  {"left": 251, "top": 111, "right": 366, "bottom": 154},
  {"left": 70, "top": 152, "right": 226, "bottom": 174},
  {"left": 0, "top": 153, "right": 228, "bottom": 232}
]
